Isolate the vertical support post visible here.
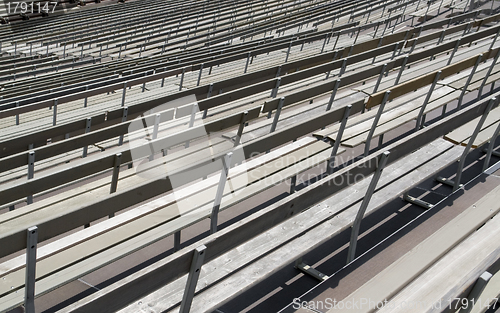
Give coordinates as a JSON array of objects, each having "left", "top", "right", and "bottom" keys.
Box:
[
  {"left": 234, "top": 111, "right": 248, "bottom": 146},
  {"left": 321, "top": 34, "right": 328, "bottom": 53},
  {"left": 452, "top": 98, "right": 496, "bottom": 191},
  {"left": 478, "top": 49, "right": 500, "bottom": 99},
  {"left": 461, "top": 23, "right": 470, "bottom": 39},
  {"left": 286, "top": 40, "right": 293, "bottom": 62},
  {"left": 458, "top": 272, "right": 493, "bottom": 313},
  {"left": 210, "top": 152, "right": 233, "bottom": 234},
  {"left": 346, "top": 151, "right": 390, "bottom": 263},
  {"left": 174, "top": 231, "right": 181, "bottom": 252},
  {"left": 27, "top": 151, "right": 35, "bottom": 205},
  {"left": 197, "top": 63, "right": 204, "bottom": 86},
  {"left": 118, "top": 107, "right": 129, "bottom": 146},
  {"left": 83, "top": 85, "right": 88, "bottom": 108},
  {"left": 244, "top": 52, "right": 251, "bottom": 73},
  {"left": 290, "top": 175, "right": 297, "bottom": 194},
  {"left": 415, "top": 71, "right": 441, "bottom": 130},
  {"left": 271, "top": 77, "right": 281, "bottom": 98},
  {"left": 325, "top": 51, "right": 339, "bottom": 80},
  {"left": 347, "top": 45, "right": 354, "bottom": 58},
  {"left": 326, "top": 79, "right": 341, "bottom": 111},
  {"left": 178, "top": 245, "right": 207, "bottom": 313},
  {"left": 203, "top": 83, "right": 213, "bottom": 119},
  {"left": 142, "top": 72, "right": 147, "bottom": 92},
  {"left": 489, "top": 27, "right": 500, "bottom": 51},
  {"left": 395, "top": 56, "right": 409, "bottom": 85},
  {"left": 275, "top": 65, "right": 282, "bottom": 78},
  {"left": 364, "top": 91, "right": 390, "bottom": 157},
  {"left": 24, "top": 226, "right": 38, "bottom": 313},
  {"left": 372, "top": 37, "right": 383, "bottom": 64},
  {"left": 326, "top": 105, "right": 352, "bottom": 174},
  {"left": 121, "top": 82, "right": 127, "bottom": 107},
  {"left": 150, "top": 114, "right": 162, "bottom": 157},
  {"left": 458, "top": 54, "right": 482, "bottom": 109},
  {"left": 437, "top": 30, "right": 445, "bottom": 45},
  {"left": 483, "top": 122, "right": 500, "bottom": 172},
  {"left": 423, "top": 2, "right": 431, "bottom": 23},
  {"left": 390, "top": 43, "right": 399, "bottom": 60},
  {"left": 438, "top": 0, "right": 444, "bottom": 13},
  {"left": 109, "top": 153, "right": 122, "bottom": 194},
  {"left": 179, "top": 67, "right": 185, "bottom": 91},
  {"left": 270, "top": 98, "right": 285, "bottom": 133},
  {"left": 339, "top": 58, "right": 347, "bottom": 77},
  {"left": 447, "top": 40, "right": 460, "bottom": 66},
  {"left": 82, "top": 118, "right": 92, "bottom": 158},
  {"left": 185, "top": 105, "right": 197, "bottom": 148},
  {"left": 15, "top": 101, "right": 19, "bottom": 125},
  {"left": 52, "top": 99, "right": 58, "bottom": 126},
  {"left": 373, "top": 64, "right": 388, "bottom": 94},
  {"left": 410, "top": 29, "right": 421, "bottom": 54},
  {"left": 333, "top": 32, "right": 340, "bottom": 49}
]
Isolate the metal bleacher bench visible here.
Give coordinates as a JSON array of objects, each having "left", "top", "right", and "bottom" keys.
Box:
[{"left": 61, "top": 90, "right": 500, "bottom": 313}]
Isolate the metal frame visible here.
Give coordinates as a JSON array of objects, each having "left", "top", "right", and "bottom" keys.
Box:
[
  {"left": 346, "top": 151, "right": 390, "bottom": 263},
  {"left": 179, "top": 245, "right": 207, "bottom": 313},
  {"left": 458, "top": 271, "right": 493, "bottom": 313},
  {"left": 482, "top": 121, "right": 500, "bottom": 172},
  {"left": 415, "top": 71, "right": 441, "bottom": 130},
  {"left": 365, "top": 91, "right": 390, "bottom": 157},
  {"left": 437, "top": 98, "right": 497, "bottom": 191},
  {"left": 210, "top": 152, "right": 233, "bottom": 234},
  {"left": 326, "top": 105, "right": 352, "bottom": 174},
  {"left": 24, "top": 226, "right": 38, "bottom": 313},
  {"left": 458, "top": 54, "right": 482, "bottom": 109}
]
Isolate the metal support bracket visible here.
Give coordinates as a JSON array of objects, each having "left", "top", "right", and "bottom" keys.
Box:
[
  {"left": 326, "top": 105, "right": 352, "bottom": 174},
  {"left": 210, "top": 153, "right": 232, "bottom": 234},
  {"left": 326, "top": 79, "right": 341, "bottom": 111},
  {"left": 271, "top": 78, "right": 281, "bottom": 98},
  {"left": 395, "top": 56, "right": 408, "bottom": 85},
  {"left": 234, "top": 111, "right": 248, "bottom": 146},
  {"left": 347, "top": 151, "right": 390, "bottom": 264},
  {"left": 448, "top": 40, "right": 460, "bottom": 66},
  {"left": 451, "top": 97, "right": 496, "bottom": 191},
  {"left": 197, "top": 63, "right": 204, "bottom": 86},
  {"left": 82, "top": 117, "right": 92, "bottom": 158},
  {"left": 121, "top": 82, "right": 127, "bottom": 107},
  {"left": 24, "top": 226, "right": 38, "bottom": 313},
  {"left": 110, "top": 153, "right": 122, "bottom": 194},
  {"left": 179, "top": 67, "right": 185, "bottom": 91},
  {"left": 373, "top": 63, "right": 388, "bottom": 94},
  {"left": 364, "top": 91, "right": 390, "bottom": 157},
  {"left": 416, "top": 71, "right": 441, "bottom": 130},
  {"left": 458, "top": 54, "right": 482, "bottom": 109},
  {"left": 174, "top": 231, "right": 181, "bottom": 252},
  {"left": 295, "top": 259, "right": 329, "bottom": 281},
  {"left": 27, "top": 151, "right": 35, "bottom": 205},
  {"left": 179, "top": 245, "right": 207, "bottom": 313},
  {"left": 403, "top": 191, "right": 433, "bottom": 210},
  {"left": 118, "top": 107, "right": 129, "bottom": 146},
  {"left": 458, "top": 271, "right": 493, "bottom": 313},
  {"left": 185, "top": 106, "right": 197, "bottom": 148},
  {"left": 52, "top": 99, "right": 58, "bottom": 126},
  {"left": 478, "top": 49, "right": 500, "bottom": 99}
]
